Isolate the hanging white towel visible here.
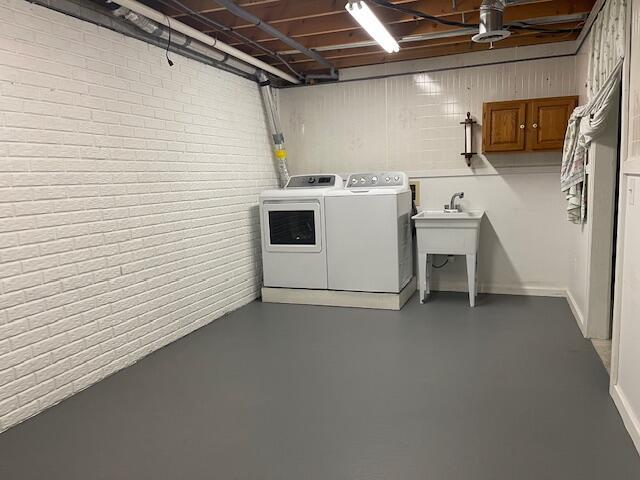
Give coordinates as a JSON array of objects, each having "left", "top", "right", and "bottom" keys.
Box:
[
  {"left": 561, "top": 58, "right": 623, "bottom": 223},
  {"left": 561, "top": 0, "right": 625, "bottom": 223}
]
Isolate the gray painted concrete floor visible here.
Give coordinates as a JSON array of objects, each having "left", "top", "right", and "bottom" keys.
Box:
[
  {"left": 592, "top": 339, "right": 613, "bottom": 374},
  {"left": 1, "top": 293, "right": 639, "bottom": 480}
]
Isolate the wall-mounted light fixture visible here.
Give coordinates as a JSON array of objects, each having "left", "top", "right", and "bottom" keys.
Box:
[{"left": 460, "top": 112, "right": 477, "bottom": 167}]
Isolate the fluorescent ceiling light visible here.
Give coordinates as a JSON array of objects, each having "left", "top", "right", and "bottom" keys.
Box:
[{"left": 345, "top": 1, "right": 400, "bottom": 54}]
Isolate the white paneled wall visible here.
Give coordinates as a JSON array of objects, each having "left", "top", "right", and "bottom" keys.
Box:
[
  {"left": 278, "top": 56, "right": 578, "bottom": 294},
  {"left": 412, "top": 172, "right": 572, "bottom": 295},
  {"left": 0, "top": 0, "right": 276, "bottom": 432},
  {"left": 339, "top": 41, "right": 577, "bottom": 82},
  {"left": 279, "top": 56, "right": 577, "bottom": 175}
]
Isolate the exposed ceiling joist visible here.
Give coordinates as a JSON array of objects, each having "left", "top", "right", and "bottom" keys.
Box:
[
  {"left": 138, "top": 0, "right": 597, "bottom": 81},
  {"left": 272, "top": 17, "right": 585, "bottom": 57},
  {"left": 237, "top": 3, "right": 590, "bottom": 56},
  {"left": 218, "top": 0, "right": 591, "bottom": 44},
  {"left": 294, "top": 31, "right": 580, "bottom": 73},
  {"left": 171, "top": 0, "right": 485, "bottom": 25},
  {"left": 275, "top": 21, "right": 581, "bottom": 65}
]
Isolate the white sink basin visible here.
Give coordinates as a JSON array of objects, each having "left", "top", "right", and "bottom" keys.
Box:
[
  {"left": 413, "top": 210, "right": 484, "bottom": 221},
  {"left": 412, "top": 210, "right": 484, "bottom": 253}
]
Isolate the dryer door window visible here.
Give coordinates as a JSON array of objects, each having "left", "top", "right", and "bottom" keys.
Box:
[
  {"left": 269, "top": 210, "right": 316, "bottom": 245},
  {"left": 263, "top": 201, "right": 322, "bottom": 253}
]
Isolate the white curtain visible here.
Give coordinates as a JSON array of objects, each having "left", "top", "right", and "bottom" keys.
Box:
[
  {"left": 588, "top": 0, "right": 626, "bottom": 97},
  {"left": 561, "top": 0, "right": 626, "bottom": 223}
]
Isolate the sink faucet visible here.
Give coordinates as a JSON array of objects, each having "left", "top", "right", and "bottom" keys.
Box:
[{"left": 444, "top": 192, "right": 464, "bottom": 212}]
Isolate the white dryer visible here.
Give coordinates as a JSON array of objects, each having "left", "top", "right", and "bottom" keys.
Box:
[
  {"left": 259, "top": 174, "right": 343, "bottom": 290},
  {"left": 325, "top": 172, "right": 413, "bottom": 293}
]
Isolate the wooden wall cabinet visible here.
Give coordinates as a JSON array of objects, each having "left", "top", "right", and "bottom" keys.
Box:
[{"left": 482, "top": 96, "right": 578, "bottom": 153}]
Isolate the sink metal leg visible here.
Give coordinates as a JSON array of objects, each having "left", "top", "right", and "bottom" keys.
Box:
[
  {"left": 426, "top": 254, "right": 432, "bottom": 298},
  {"left": 418, "top": 253, "right": 427, "bottom": 303},
  {"left": 466, "top": 253, "right": 477, "bottom": 307}
]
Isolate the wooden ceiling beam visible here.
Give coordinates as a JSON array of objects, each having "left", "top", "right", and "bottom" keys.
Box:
[
  {"left": 231, "top": 0, "right": 592, "bottom": 54},
  {"left": 173, "top": 0, "right": 352, "bottom": 24},
  {"left": 209, "top": 0, "right": 565, "bottom": 40},
  {"left": 143, "top": 0, "right": 484, "bottom": 58},
  {"left": 135, "top": 0, "right": 592, "bottom": 75},
  {"left": 145, "top": 0, "right": 278, "bottom": 17},
  {"left": 199, "top": 0, "right": 488, "bottom": 36},
  {"left": 292, "top": 31, "right": 579, "bottom": 73},
  {"left": 270, "top": 22, "right": 582, "bottom": 65},
  {"left": 168, "top": 0, "right": 489, "bottom": 27}
]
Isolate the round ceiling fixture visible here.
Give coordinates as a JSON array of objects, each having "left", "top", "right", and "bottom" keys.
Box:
[{"left": 472, "top": 0, "right": 511, "bottom": 43}]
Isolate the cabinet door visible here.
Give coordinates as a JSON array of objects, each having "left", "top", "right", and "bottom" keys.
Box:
[
  {"left": 482, "top": 100, "right": 527, "bottom": 152},
  {"left": 529, "top": 96, "right": 578, "bottom": 150}
]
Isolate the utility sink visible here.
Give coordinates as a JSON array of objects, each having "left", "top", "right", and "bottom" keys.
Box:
[{"left": 411, "top": 210, "right": 485, "bottom": 306}]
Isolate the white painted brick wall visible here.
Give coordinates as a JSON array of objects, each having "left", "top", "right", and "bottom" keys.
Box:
[{"left": 0, "top": 0, "right": 277, "bottom": 432}]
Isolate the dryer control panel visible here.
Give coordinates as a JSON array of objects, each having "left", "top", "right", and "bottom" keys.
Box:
[
  {"left": 286, "top": 175, "right": 338, "bottom": 188},
  {"left": 346, "top": 172, "right": 407, "bottom": 188}
]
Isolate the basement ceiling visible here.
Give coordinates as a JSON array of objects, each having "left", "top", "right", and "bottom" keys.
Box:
[{"left": 137, "top": 0, "right": 597, "bottom": 79}]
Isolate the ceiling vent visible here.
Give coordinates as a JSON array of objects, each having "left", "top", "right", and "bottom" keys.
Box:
[{"left": 472, "top": 0, "right": 511, "bottom": 44}]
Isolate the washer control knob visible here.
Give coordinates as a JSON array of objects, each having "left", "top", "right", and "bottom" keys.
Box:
[
  {"left": 371, "top": 176, "right": 378, "bottom": 183},
  {"left": 307, "top": 177, "right": 316, "bottom": 183},
  {"left": 394, "top": 175, "right": 400, "bottom": 182},
  {"left": 351, "top": 177, "right": 358, "bottom": 184},
  {"left": 385, "top": 176, "right": 391, "bottom": 183},
  {"left": 360, "top": 177, "right": 366, "bottom": 184}
]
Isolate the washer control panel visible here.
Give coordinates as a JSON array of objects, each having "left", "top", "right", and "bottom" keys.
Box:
[
  {"left": 286, "top": 175, "right": 337, "bottom": 188},
  {"left": 346, "top": 172, "right": 405, "bottom": 188}
]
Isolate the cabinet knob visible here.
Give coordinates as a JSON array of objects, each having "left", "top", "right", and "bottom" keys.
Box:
[
  {"left": 520, "top": 124, "right": 525, "bottom": 129},
  {"left": 532, "top": 123, "right": 538, "bottom": 128}
]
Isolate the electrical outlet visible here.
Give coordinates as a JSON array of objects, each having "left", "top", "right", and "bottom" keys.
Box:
[{"left": 409, "top": 180, "right": 421, "bottom": 207}]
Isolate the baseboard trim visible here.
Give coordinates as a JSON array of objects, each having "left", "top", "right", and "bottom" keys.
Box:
[
  {"left": 565, "top": 289, "right": 587, "bottom": 337},
  {"left": 610, "top": 384, "right": 640, "bottom": 456},
  {"left": 262, "top": 278, "right": 417, "bottom": 311},
  {"left": 430, "top": 282, "right": 566, "bottom": 297}
]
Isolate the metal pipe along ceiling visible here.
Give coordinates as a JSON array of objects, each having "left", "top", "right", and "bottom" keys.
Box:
[
  {"left": 155, "top": 0, "right": 303, "bottom": 80},
  {"left": 212, "top": 0, "right": 337, "bottom": 78},
  {"left": 107, "top": 0, "right": 300, "bottom": 84},
  {"left": 112, "top": 6, "right": 258, "bottom": 78}
]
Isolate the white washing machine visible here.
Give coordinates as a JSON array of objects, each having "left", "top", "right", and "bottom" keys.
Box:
[
  {"left": 325, "top": 172, "right": 413, "bottom": 293},
  {"left": 259, "top": 174, "right": 343, "bottom": 289}
]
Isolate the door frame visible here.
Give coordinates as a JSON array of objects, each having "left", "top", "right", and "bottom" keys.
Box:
[
  {"left": 580, "top": 100, "right": 620, "bottom": 339},
  {"left": 610, "top": 0, "right": 634, "bottom": 386},
  {"left": 609, "top": 0, "right": 640, "bottom": 454}
]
